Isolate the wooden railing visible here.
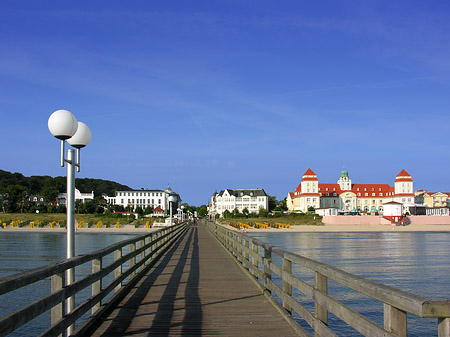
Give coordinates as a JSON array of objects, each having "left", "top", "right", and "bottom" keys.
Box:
[
  {"left": 0, "top": 222, "right": 187, "bottom": 337},
  {"left": 206, "top": 221, "right": 450, "bottom": 337}
]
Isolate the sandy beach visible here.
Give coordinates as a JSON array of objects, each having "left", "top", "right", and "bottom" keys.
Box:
[
  {"left": 223, "top": 223, "right": 450, "bottom": 233},
  {"left": 3, "top": 222, "right": 450, "bottom": 233}
]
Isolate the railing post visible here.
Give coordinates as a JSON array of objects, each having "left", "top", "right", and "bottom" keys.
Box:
[
  {"left": 282, "top": 257, "right": 292, "bottom": 314},
  {"left": 438, "top": 317, "right": 450, "bottom": 337},
  {"left": 315, "top": 271, "right": 328, "bottom": 334},
  {"left": 91, "top": 257, "right": 102, "bottom": 314},
  {"left": 139, "top": 238, "right": 145, "bottom": 270},
  {"left": 130, "top": 242, "right": 136, "bottom": 279},
  {"left": 51, "top": 271, "right": 65, "bottom": 336},
  {"left": 244, "top": 238, "right": 250, "bottom": 271},
  {"left": 264, "top": 247, "right": 272, "bottom": 293},
  {"left": 252, "top": 243, "right": 259, "bottom": 279},
  {"left": 114, "top": 248, "right": 122, "bottom": 293},
  {"left": 384, "top": 304, "right": 407, "bottom": 337}
]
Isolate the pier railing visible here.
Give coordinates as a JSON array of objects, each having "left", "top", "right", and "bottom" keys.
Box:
[
  {"left": 0, "top": 222, "right": 187, "bottom": 337},
  {"left": 206, "top": 221, "right": 450, "bottom": 337}
]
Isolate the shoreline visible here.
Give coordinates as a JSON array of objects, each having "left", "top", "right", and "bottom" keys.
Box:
[
  {"left": 3, "top": 223, "right": 450, "bottom": 233},
  {"left": 223, "top": 223, "right": 450, "bottom": 233}
]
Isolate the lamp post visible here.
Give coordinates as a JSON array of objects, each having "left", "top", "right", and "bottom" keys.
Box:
[
  {"left": 181, "top": 205, "right": 185, "bottom": 221},
  {"left": 168, "top": 195, "right": 176, "bottom": 225},
  {"left": 48, "top": 109, "right": 91, "bottom": 334}
]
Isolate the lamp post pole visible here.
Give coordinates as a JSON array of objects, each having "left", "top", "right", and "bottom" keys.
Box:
[{"left": 48, "top": 110, "right": 91, "bottom": 335}]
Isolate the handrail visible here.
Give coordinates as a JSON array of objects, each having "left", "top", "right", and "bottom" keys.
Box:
[
  {"left": 0, "top": 221, "right": 187, "bottom": 337},
  {"left": 205, "top": 220, "right": 450, "bottom": 337}
]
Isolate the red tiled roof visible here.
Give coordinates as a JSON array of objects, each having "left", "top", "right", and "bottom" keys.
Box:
[
  {"left": 153, "top": 206, "right": 164, "bottom": 212},
  {"left": 396, "top": 169, "right": 411, "bottom": 177},
  {"left": 303, "top": 168, "right": 317, "bottom": 176}
]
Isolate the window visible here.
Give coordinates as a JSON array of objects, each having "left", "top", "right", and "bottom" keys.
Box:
[
  {"left": 357, "top": 193, "right": 361, "bottom": 196},
  {"left": 379, "top": 193, "right": 383, "bottom": 196},
  {"left": 365, "top": 193, "right": 368, "bottom": 196},
  {"left": 372, "top": 193, "right": 375, "bottom": 196}
]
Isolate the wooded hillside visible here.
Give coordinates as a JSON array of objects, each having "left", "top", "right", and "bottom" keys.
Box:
[{"left": 0, "top": 169, "right": 131, "bottom": 197}]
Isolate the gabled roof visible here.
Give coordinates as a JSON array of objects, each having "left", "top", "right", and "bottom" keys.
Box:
[
  {"left": 396, "top": 169, "right": 411, "bottom": 177},
  {"left": 217, "top": 189, "right": 268, "bottom": 197},
  {"left": 153, "top": 206, "right": 164, "bottom": 212},
  {"left": 303, "top": 168, "right": 317, "bottom": 176}
]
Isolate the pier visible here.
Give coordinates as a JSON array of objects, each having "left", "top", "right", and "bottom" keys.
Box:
[{"left": 0, "top": 220, "right": 449, "bottom": 336}]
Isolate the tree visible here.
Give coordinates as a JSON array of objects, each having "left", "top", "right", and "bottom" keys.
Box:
[
  {"left": 135, "top": 206, "right": 144, "bottom": 216},
  {"left": 307, "top": 206, "right": 316, "bottom": 213},
  {"left": 258, "top": 207, "right": 269, "bottom": 217},
  {"left": 242, "top": 208, "right": 249, "bottom": 217},
  {"left": 198, "top": 205, "right": 208, "bottom": 217},
  {"left": 223, "top": 209, "right": 231, "bottom": 219},
  {"left": 268, "top": 196, "right": 277, "bottom": 212}
]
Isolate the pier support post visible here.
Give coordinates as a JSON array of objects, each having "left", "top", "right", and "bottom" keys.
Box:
[
  {"left": 264, "top": 247, "right": 272, "bottom": 293},
  {"left": 130, "top": 242, "right": 136, "bottom": 278},
  {"left": 282, "top": 257, "right": 292, "bottom": 314},
  {"left": 252, "top": 243, "right": 259, "bottom": 279},
  {"left": 92, "top": 257, "right": 102, "bottom": 314},
  {"left": 384, "top": 304, "right": 407, "bottom": 337},
  {"left": 438, "top": 317, "right": 450, "bottom": 337},
  {"left": 315, "top": 272, "right": 328, "bottom": 333},
  {"left": 51, "top": 271, "right": 65, "bottom": 336},
  {"left": 114, "top": 248, "right": 122, "bottom": 293}
]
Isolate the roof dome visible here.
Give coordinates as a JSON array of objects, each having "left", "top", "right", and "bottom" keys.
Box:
[
  {"left": 165, "top": 186, "right": 173, "bottom": 194},
  {"left": 340, "top": 170, "right": 348, "bottom": 178}
]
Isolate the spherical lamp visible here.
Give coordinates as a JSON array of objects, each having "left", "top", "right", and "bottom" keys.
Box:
[
  {"left": 68, "top": 122, "right": 92, "bottom": 148},
  {"left": 48, "top": 110, "right": 78, "bottom": 140}
]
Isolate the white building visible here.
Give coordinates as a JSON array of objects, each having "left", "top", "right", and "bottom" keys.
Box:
[
  {"left": 57, "top": 189, "right": 94, "bottom": 207},
  {"left": 106, "top": 186, "right": 181, "bottom": 213},
  {"left": 210, "top": 189, "right": 269, "bottom": 216}
]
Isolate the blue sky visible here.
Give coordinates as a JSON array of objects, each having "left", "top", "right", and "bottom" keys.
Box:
[{"left": 1, "top": 1, "right": 450, "bottom": 206}]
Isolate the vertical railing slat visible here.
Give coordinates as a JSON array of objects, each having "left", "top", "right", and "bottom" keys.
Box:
[
  {"left": 51, "top": 271, "right": 64, "bottom": 335},
  {"left": 91, "top": 257, "right": 102, "bottom": 314},
  {"left": 282, "top": 257, "right": 292, "bottom": 314},
  {"left": 384, "top": 304, "right": 407, "bottom": 337},
  {"left": 114, "top": 248, "right": 122, "bottom": 293},
  {"left": 315, "top": 271, "right": 328, "bottom": 335}
]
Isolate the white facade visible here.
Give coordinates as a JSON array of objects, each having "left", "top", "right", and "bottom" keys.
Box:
[
  {"left": 210, "top": 189, "right": 269, "bottom": 216},
  {"left": 57, "top": 189, "right": 94, "bottom": 207},
  {"left": 106, "top": 186, "right": 180, "bottom": 212}
]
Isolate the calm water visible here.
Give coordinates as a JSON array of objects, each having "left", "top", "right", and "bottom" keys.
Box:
[
  {"left": 247, "top": 231, "right": 450, "bottom": 336},
  {"left": 0, "top": 232, "right": 138, "bottom": 337},
  {"left": 0, "top": 231, "right": 449, "bottom": 336}
]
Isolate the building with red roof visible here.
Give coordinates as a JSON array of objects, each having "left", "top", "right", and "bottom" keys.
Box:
[{"left": 287, "top": 169, "right": 414, "bottom": 213}]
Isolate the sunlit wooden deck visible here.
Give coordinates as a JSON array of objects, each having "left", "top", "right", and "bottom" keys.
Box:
[{"left": 86, "top": 221, "right": 298, "bottom": 336}]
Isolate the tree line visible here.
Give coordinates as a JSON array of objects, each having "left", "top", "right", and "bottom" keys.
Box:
[{"left": 0, "top": 169, "right": 131, "bottom": 213}]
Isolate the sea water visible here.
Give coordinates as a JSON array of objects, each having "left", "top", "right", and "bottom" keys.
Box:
[{"left": 247, "top": 231, "right": 450, "bottom": 336}]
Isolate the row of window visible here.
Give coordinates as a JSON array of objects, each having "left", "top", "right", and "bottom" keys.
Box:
[
  {"left": 117, "top": 192, "right": 163, "bottom": 197},
  {"left": 121, "top": 199, "right": 162, "bottom": 205}
]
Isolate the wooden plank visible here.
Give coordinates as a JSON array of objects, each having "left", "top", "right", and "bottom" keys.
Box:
[{"left": 88, "top": 221, "right": 298, "bottom": 336}]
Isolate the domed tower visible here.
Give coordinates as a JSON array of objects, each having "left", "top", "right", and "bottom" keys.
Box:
[{"left": 338, "top": 169, "right": 352, "bottom": 190}]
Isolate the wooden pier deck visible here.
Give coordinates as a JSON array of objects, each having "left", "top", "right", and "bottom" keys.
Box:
[{"left": 86, "top": 221, "right": 298, "bottom": 336}]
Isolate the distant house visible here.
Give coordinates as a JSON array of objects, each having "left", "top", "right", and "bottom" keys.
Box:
[
  {"left": 57, "top": 189, "right": 94, "bottom": 207},
  {"left": 209, "top": 189, "right": 269, "bottom": 216},
  {"left": 415, "top": 190, "right": 449, "bottom": 208},
  {"left": 315, "top": 207, "right": 338, "bottom": 216},
  {"left": 28, "top": 194, "right": 46, "bottom": 204},
  {"left": 151, "top": 206, "right": 165, "bottom": 217}
]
